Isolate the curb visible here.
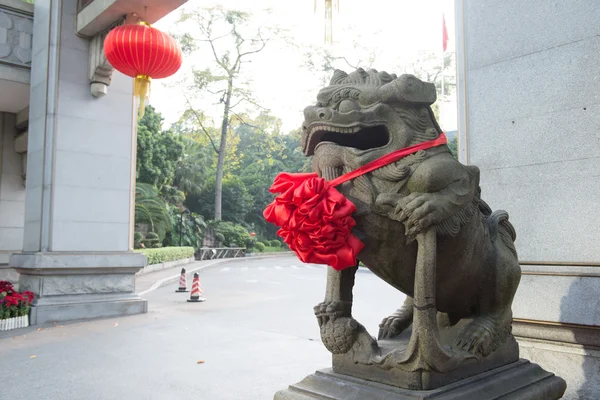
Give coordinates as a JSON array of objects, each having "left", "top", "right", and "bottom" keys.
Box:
[
  {"left": 136, "top": 257, "right": 196, "bottom": 276},
  {"left": 137, "top": 253, "right": 295, "bottom": 296}
]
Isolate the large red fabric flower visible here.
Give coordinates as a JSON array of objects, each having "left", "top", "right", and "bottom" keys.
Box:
[
  {"left": 263, "top": 133, "right": 448, "bottom": 271},
  {"left": 263, "top": 173, "right": 363, "bottom": 270}
]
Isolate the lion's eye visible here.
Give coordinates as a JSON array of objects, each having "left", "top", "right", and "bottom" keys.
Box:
[{"left": 338, "top": 99, "right": 360, "bottom": 113}]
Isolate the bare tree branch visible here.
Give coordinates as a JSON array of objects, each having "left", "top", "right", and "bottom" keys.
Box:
[
  {"left": 197, "top": 14, "right": 231, "bottom": 74},
  {"left": 184, "top": 97, "right": 220, "bottom": 154},
  {"left": 229, "top": 98, "right": 245, "bottom": 110}
]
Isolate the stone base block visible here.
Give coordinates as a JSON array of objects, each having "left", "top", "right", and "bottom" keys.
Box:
[
  {"left": 29, "top": 294, "right": 148, "bottom": 325},
  {"left": 11, "top": 252, "right": 148, "bottom": 325},
  {"left": 274, "top": 359, "right": 566, "bottom": 400}
]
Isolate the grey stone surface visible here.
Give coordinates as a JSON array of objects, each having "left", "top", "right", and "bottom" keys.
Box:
[
  {"left": 0, "top": 4, "right": 33, "bottom": 69},
  {"left": 29, "top": 296, "right": 147, "bottom": 325},
  {"left": 513, "top": 268, "right": 600, "bottom": 325},
  {"left": 464, "top": 0, "right": 600, "bottom": 71},
  {"left": 0, "top": 266, "right": 18, "bottom": 285},
  {"left": 457, "top": 1, "right": 600, "bottom": 398},
  {"left": 23, "top": 0, "right": 136, "bottom": 253},
  {"left": 0, "top": 113, "right": 25, "bottom": 259},
  {"left": 275, "top": 360, "right": 565, "bottom": 400},
  {"left": 30, "top": 274, "right": 134, "bottom": 295},
  {"left": 11, "top": 251, "right": 147, "bottom": 269},
  {"left": 459, "top": 1, "right": 600, "bottom": 263},
  {"left": 13, "top": 252, "right": 147, "bottom": 324},
  {"left": 518, "top": 335, "right": 599, "bottom": 400}
]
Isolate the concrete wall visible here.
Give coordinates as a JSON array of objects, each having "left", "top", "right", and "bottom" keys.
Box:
[
  {"left": 0, "top": 112, "right": 25, "bottom": 269},
  {"left": 456, "top": 1, "right": 600, "bottom": 398}
]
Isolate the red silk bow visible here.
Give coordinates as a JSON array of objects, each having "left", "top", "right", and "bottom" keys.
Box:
[{"left": 263, "top": 133, "right": 448, "bottom": 270}]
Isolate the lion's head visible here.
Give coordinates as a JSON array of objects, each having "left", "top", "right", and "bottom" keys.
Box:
[{"left": 302, "top": 68, "right": 444, "bottom": 179}]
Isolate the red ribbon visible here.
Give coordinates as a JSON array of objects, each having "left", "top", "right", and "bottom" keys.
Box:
[{"left": 263, "top": 133, "right": 447, "bottom": 270}]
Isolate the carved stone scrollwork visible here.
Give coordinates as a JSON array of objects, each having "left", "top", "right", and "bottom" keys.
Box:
[
  {"left": 88, "top": 31, "right": 114, "bottom": 97},
  {"left": 0, "top": 8, "right": 33, "bottom": 67}
]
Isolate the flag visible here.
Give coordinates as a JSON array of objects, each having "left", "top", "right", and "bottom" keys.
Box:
[{"left": 442, "top": 14, "right": 449, "bottom": 52}]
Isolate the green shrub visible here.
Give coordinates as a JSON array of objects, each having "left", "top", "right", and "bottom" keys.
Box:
[
  {"left": 245, "top": 237, "right": 257, "bottom": 250},
  {"left": 136, "top": 246, "right": 195, "bottom": 265},
  {"left": 269, "top": 240, "right": 280, "bottom": 247},
  {"left": 213, "top": 221, "right": 250, "bottom": 247},
  {"left": 215, "top": 232, "right": 225, "bottom": 244},
  {"left": 133, "top": 232, "right": 144, "bottom": 249},
  {"left": 254, "top": 242, "right": 265, "bottom": 252},
  {"left": 144, "top": 232, "right": 161, "bottom": 248}
]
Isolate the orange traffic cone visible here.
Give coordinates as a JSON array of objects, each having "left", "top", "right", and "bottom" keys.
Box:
[
  {"left": 187, "top": 272, "right": 206, "bottom": 302},
  {"left": 175, "top": 268, "right": 189, "bottom": 292}
]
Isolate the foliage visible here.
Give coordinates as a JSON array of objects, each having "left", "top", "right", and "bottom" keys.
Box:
[
  {"left": 133, "top": 232, "right": 144, "bottom": 249},
  {"left": 136, "top": 106, "right": 185, "bottom": 189},
  {"left": 245, "top": 236, "right": 257, "bottom": 250},
  {"left": 163, "top": 208, "right": 206, "bottom": 249},
  {"left": 211, "top": 221, "right": 251, "bottom": 247},
  {"left": 135, "top": 183, "right": 172, "bottom": 240},
  {"left": 268, "top": 240, "right": 281, "bottom": 247},
  {"left": 189, "top": 176, "right": 252, "bottom": 222},
  {"left": 254, "top": 242, "right": 265, "bottom": 252},
  {"left": 143, "top": 232, "right": 162, "bottom": 248},
  {"left": 174, "top": 7, "right": 276, "bottom": 220},
  {"left": 214, "top": 232, "right": 225, "bottom": 244},
  {"left": 136, "top": 247, "right": 195, "bottom": 265},
  {"left": 448, "top": 136, "right": 458, "bottom": 160},
  {"left": 263, "top": 246, "right": 286, "bottom": 253}
]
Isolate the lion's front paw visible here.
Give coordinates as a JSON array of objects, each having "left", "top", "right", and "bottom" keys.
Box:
[
  {"left": 391, "top": 192, "right": 446, "bottom": 240},
  {"left": 314, "top": 300, "right": 351, "bottom": 328}
]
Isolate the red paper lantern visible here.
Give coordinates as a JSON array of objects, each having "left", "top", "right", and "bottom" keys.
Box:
[
  {"left": 250, "top": 232, "right": 256, "bottom": 237},
  {"left": 104, "top": 20, "right": 183, "bottom": 118}
]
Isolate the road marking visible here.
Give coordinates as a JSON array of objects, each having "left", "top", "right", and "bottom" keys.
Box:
[
  {"left": 305, "top": 264, "right": 316, "bottom": 269},
  {"left": 246, "top": 279, "right": 259, "bottom": 283},
  {"left": 241, "top": 267, "right": 248, "bottom": 272},
  {"left": 220, "top": 267, "right": 231, "bottom": 272},
  {"left": 274, "top": 266, "right": 282, "bottom": 270},
  {"left": 138, "top": 260, "right": 225, "bottom": 296},
  {"left": 258, "top": 266, "right": 266, "bottom": 270},
  {"left": 291, "top": 265, "right": 300, "bottom": 269}
]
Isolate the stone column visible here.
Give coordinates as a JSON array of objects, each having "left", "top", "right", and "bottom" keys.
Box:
[
  {"left": 456, "top": 1, "right": 600, "bottom": 399},
  {"left": 10, "top": 0, "right": 147, "bottom": 324}
]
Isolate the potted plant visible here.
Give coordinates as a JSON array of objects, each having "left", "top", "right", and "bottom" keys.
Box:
[{"left": 0, "top": 281, "right": 34, "bottom": 331}]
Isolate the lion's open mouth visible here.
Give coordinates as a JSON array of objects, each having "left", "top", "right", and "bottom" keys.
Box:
[{"left": 304, "top": 123, "right": 390, "bottom": 156}]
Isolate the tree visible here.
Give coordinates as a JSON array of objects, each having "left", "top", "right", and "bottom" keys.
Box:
[
  {"left": 173, "top": 136, "right": 211, "bottom": 197},
  {"left": 136, "top": 106, "right": 185, "bottom": 189},
  {"left": 134, "top": 183, "right": 172, "bottom": 240},
  {"left": 175, "top": 7, "right": 274, "bottom": 220},
  {"left": 188, "top": 176, "right": 253, "bottom": 223},
  {"left": 448, "top": 136, "right": 458, "bottom": 159},
  {"left": 396, "top": 51, "right": 456, "bottom": 120}
]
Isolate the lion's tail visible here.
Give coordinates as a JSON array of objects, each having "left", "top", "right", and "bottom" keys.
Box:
[{"left": 479, "top": 198, "right": 518, "bottom": 258}]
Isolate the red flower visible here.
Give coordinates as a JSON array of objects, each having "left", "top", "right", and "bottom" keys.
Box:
[
  {"left": 263, "top": 173, "right": 363, "bottom": 270},
  {"left": 0, "top": 280, "right": 13, "bottom": 292},
  {"left": 23, "top": 291, "right": 34, "bottom": 303}
]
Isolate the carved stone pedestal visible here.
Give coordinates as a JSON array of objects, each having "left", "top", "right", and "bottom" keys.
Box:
[{"left": 274, "top": 360, "right": 566, "bottom": 400}]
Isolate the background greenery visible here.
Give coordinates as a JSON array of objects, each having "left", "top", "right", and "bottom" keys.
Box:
[{"left": 133, "top": 7, "right": 458, "bottom": 254}]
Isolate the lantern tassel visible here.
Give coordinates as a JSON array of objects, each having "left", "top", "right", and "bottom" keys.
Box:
[{"left": 134, "top": 74, "right": 151, "bottom": 119}]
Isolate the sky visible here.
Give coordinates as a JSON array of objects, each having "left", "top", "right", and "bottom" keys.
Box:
[{"left": 152, "top": 0, "right": 456, "bottom": 133}]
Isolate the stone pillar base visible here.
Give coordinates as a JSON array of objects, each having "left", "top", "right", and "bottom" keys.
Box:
[
  {"left": 274, "top": 360, "right": 566, "bottom": 400},
  {"left": 11, "top": 252, "right": 148, "bottom": 325}
]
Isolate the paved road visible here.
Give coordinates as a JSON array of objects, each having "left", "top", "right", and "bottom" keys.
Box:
[{"left": 0, "top": 256, "right": 404, "bottom": 400}]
